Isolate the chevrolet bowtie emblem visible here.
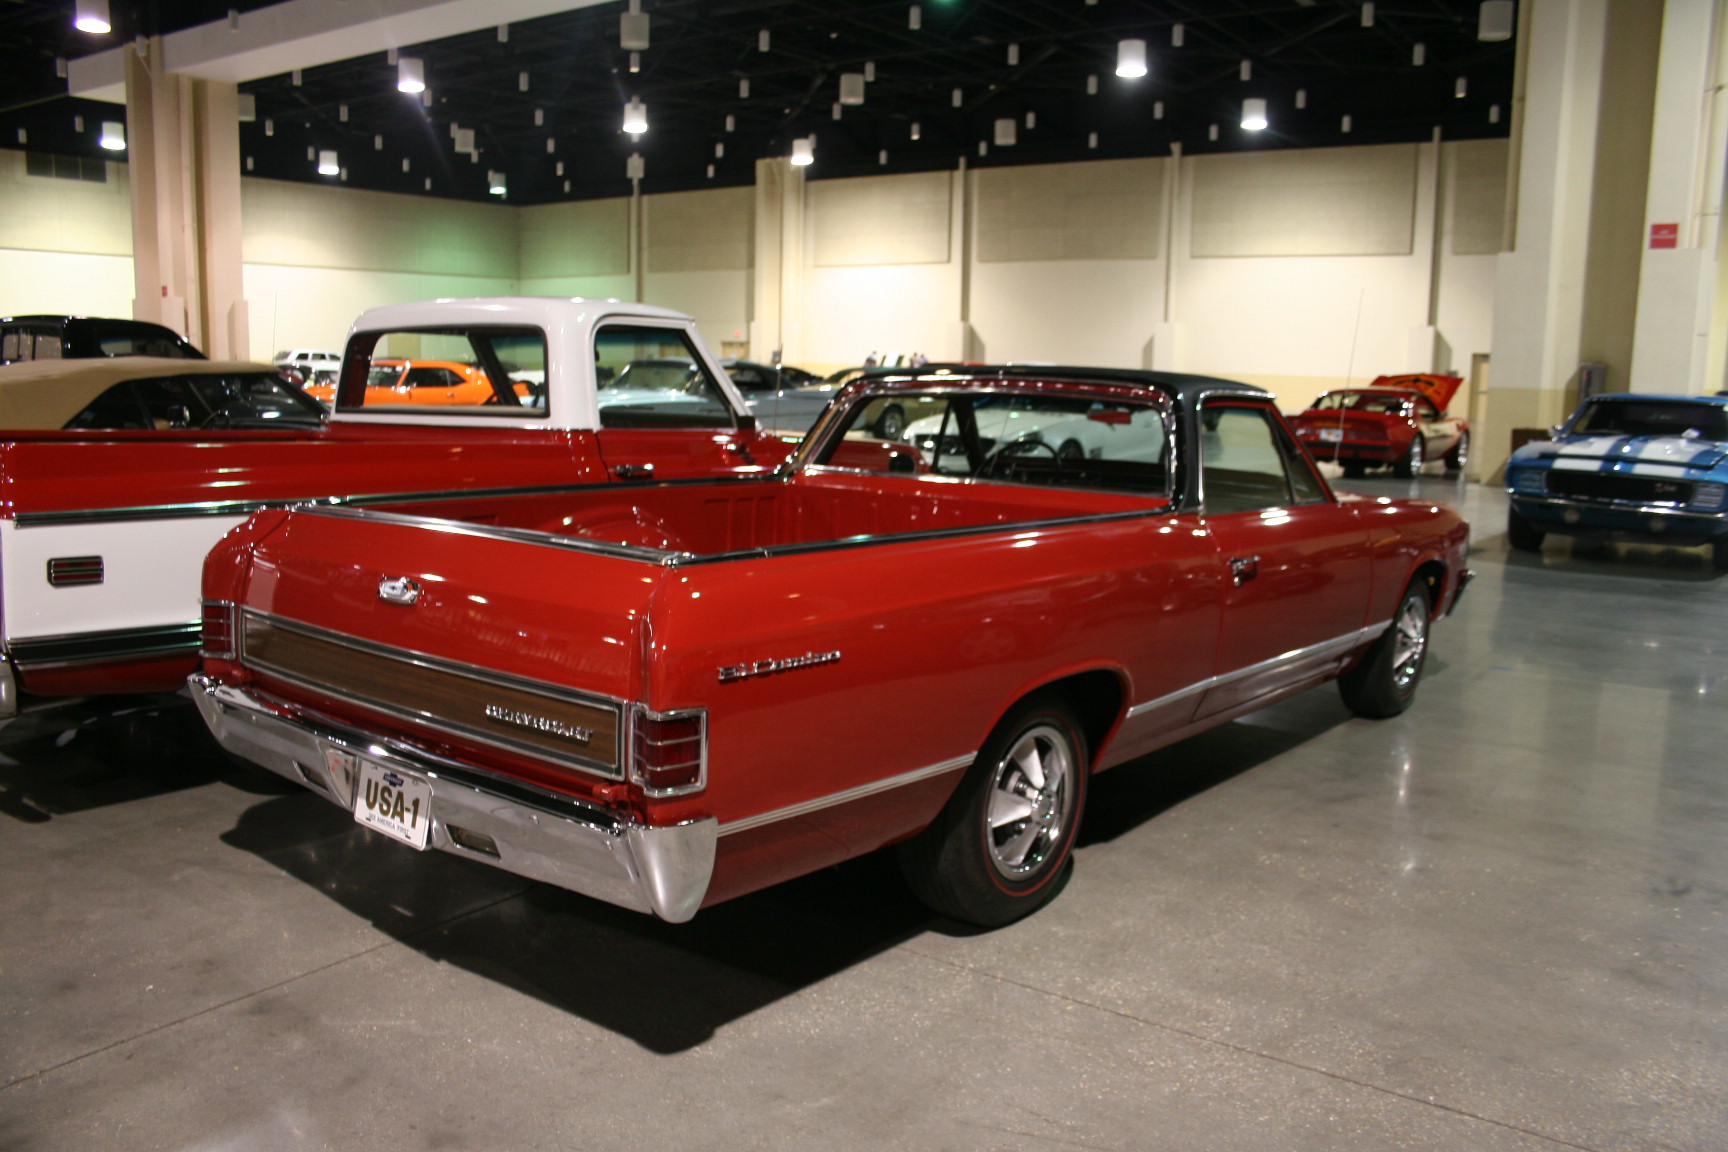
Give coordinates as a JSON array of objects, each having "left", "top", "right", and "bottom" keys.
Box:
[{"left": 378, "top": 575, "right": 421, "bottom": 605}]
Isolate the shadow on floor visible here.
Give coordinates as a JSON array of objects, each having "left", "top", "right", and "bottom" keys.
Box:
[
  {"left": 0, "top": 693, "right": 293, "bottom": 823},
  {"left": 1495, "top": 534, "right": 1723, "bottom": 582},
  {"left": 1078, "top": 690, "right": 1354, "bottom": 847},
  {"left": 221, "top": 790, "right": 936, "bottom": 1055}
]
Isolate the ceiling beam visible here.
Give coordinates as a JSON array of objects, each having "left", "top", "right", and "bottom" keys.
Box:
[{"left": 68, "top": 0, "right": 612, "bottom": 104}]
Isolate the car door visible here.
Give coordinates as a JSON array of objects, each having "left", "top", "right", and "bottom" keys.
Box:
[
  {"left": 593, "top": 324, "right": 763, "bottom": 480},
  {"left": 1194, "top": 397, "right": 1373, "bottom": 719},
  {"left": 1414, "top": 394, "right": 1460, "bottom": 458}
]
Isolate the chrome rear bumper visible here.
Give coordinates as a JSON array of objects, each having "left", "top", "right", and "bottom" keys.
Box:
[{"left": 188, "top": 674, "right": 715, "bottom": 922}]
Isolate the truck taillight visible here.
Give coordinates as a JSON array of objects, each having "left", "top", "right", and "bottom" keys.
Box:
[
  {"left": 630, "top": 706, "right": 707, "bottom": 797},
  {"left": 201, "top": 600, "right": 236, "bottom": 660}
]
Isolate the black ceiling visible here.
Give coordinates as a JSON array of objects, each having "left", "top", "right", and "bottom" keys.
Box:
[{"left": 1, "top": 1, "right": 1516, "bottom": 206}]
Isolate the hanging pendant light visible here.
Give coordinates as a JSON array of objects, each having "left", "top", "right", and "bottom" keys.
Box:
[
  {"left": 622, "top": 97, "right": 648, "bottom": 135},
  {"left": 620, "top": 0, "right": 649, "bottom": 51},
  {"left": 790, "top": 137, "right": 814, "bottom": 166},
  {"left": 397, "top": 57, "right": 425, "bottom": 93},
  {"left": 74, "top": 0, "right": 111, "bottom": 34},
  {"left": 488, "top": 171, "right": 507, "bottom": 196},
  {"left": 1116, "top": 39, "right": 1147, "bottom": 79},
  {"left": 98, "top": 120, "right": 125, "bottom": 150},
  {"left": 317, "top": 150, "right": 339, "bottom": 175},
  {"left": 1478, "top": 1, "right": 1514, "bottom": 42},
  {"left": 1241, "top": 98, "right": 1268, "bottom": 131}
]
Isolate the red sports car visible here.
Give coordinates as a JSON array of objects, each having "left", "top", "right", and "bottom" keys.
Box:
[{"left": 1290, "top": 374, "right": 1469, "bottom": 478}]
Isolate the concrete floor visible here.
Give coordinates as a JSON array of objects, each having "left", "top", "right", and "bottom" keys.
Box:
[{"left": 1, "top": 477, "right": 1725, "bottom": 1151}]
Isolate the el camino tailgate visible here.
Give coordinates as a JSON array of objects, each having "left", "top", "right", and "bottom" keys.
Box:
[{"left": 231, "top": 509, "right": 658, "bottom": 778}]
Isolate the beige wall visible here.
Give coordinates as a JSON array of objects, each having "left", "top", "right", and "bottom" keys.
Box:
[{"left": 2, "top": 142, "right": 1503, "bottom": 406}]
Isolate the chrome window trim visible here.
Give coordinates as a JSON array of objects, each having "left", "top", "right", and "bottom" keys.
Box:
[
  {"left": 1193, "top": 392, "right": 1335, "bottom": 515},
  {"left": 239, "top": 609, "right": 627, "bottom": 779},
  {"left": 1124, "top": 622, "right": 1386, "bottom": 720},
  {"left": 718, "top": 752, "right": 975, "bottom": 837}
]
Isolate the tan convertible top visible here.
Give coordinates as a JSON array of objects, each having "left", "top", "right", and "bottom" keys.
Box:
[{"left": 0, "top": 356, "right": 282, "bottom": 429}]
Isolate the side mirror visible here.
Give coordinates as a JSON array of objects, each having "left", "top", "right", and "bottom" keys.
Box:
[{"left": 1548, "top": 424, "right": 1565, "bottom": 439}]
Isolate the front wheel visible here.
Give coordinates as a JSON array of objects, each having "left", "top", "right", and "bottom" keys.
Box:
[
  {"left": 1338, "top": 582, "right": 1431, "bottom": 718},
  {"left": 1506, "top": 507, "right": 1545, "bottom": 552},
  {"left": 874, "top": 404, "right": 907, "bottom": 440},
  {"left": 898, "top": 695, "right": 1088, "bottom": 927}
]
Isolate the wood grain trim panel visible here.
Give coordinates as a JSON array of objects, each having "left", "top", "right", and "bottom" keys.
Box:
[{"left": 241, "top": 614, "right": 622, "bottom": 775}]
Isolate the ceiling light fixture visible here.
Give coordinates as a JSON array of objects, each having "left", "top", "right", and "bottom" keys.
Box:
[
  {"left": 994, "top": 118, "right": 1016, "bottom": 146},
  {"left": 725, "top": 114, "right": 735, "bottom": 132},
  {"left": 790, "top": 137, "right": 814, "bottom": 166},
  {"left": 627, "top": 153, "right": 645, "bottom": 181},
  {"left": 623, "top": 96, "right": 648, "bottom": 135},
  {"left": 909, "top": 5, "right": 921, "bottom": 31},
  {"left": 237, "top": 93, "right": 256, "bottom": 122},
  {"left": 630, "top": 52, "right": 640, "bottom": 73},
  {"left": 1240, "top": 59, "right": 1252, "bottom": 81},
  {"left": 910, "top": 121, "right": 920, "bottom": 140},
  {"left": 1087, "top": 74, "right": 1098, "bottom": 95},
  {"left": 739, "top": 78, "right": 750, "bottom": 99},
  {"left": 74, "top": 0, "right": 111, "bottom": 34},
  {"left": 397, "top": 56, "right": 425, "bottom": 93},
  {"left": 1341, "top": 114, "right": 1354, "bottom": 132},
  {"left": 1242, "top": 98, "right": 1268, "bottom": 130},
  {"left": 1456, "top": 76, "right": 1468, "bottom": 98},
  {"left": 318, "top": 149, "right": 339, "bottom": 175},
  {"left": 1296, "top": 88, "right": 1307, "bottom": 109},
  {"left": 621, "top": 0, "right": 649, "bottom": 51},
  {"left": 1478, "top": 1, "right": 1514, "bottom": 41},
  {"left": 1172, "top": 23, "right": 1185, "bottom": 47},
  {"left": 1006, "top": 43, "right": 1019, "bottom": 66},
  {"left": 98, "top": 120, "right": 125, "bottom": 150},
  {"left": 864, "top": 61, "right": 876, "bottom": 82},
  {"left": 1412, "top": 43, "right": 1426, "bottom": 66},
  {"left": 1116, "top": 39, "right": 1147, "bottom": 78},
  {"left": 839, "top": 73, "right": 865, "bottom": 105},
  {"left": 758, "top": 29, "right": 770, "bottom": 52},
  {"left": 1089, "top": 132, "right": 1098, "bottom": 149},
  {"left": 952, "top": 87, "right": 963, "bottom": 107},
  {"left": 488, "top": 171, "right": 507, "bottom": 196},
  {"left": 1361, "top": 3, "right": 1375, "bottom": 27},
  {"left": 518, "top": 71, "right": 529, "bottom": 92}
]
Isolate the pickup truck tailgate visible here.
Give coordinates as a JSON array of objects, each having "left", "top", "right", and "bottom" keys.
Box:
[{"left": 230, "top": 508, "right": 652, "bottom": 787}]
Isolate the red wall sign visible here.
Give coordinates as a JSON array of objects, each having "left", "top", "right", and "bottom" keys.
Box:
[{"left": 1649, "top": 223, "right": 1679, "bottom": 249}]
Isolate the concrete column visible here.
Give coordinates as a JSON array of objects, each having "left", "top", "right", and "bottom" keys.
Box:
[
  {"left": 123, "top": 37, "right": 249, "bottom": 358},
  {"left": 749, "top": 157, "right": 805, "bottom": 364},
  {"left": 1629, "top": 0, "right": 1728, "bottom": 393},
  {"left": 1481, "top": 0, "right": 1663, "bottom": 476}
]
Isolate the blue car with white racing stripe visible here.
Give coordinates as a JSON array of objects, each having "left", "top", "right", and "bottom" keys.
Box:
[{"left": 1504, "top": 393, "right": 1728, "bottom": 569}]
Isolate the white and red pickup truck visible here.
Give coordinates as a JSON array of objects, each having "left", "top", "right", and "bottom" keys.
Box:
[
  {"left": 192, "top": 367, "right": 1472, "bottom": 927},
  {"left": 0, "top": 298, "right": 788, "bottom": 713}
]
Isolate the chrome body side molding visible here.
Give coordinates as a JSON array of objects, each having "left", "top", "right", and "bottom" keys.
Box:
[{"left": 1124, "top": 622, "right": 1386, "bottom": 720}]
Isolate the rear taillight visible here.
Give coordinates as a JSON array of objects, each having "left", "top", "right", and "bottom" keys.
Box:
[
  {"left": 630, "top": 706, "right": 707, "bottom": 797},
  {"left": 201, "top": 600, "right": 236, "bottom": 659}
]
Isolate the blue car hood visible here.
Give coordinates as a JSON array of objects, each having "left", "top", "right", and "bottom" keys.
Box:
[{"left": 1523, "top": 434, "right": 1728, "bottom": 474}]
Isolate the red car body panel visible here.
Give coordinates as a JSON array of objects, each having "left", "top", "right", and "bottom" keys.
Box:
[
  {"left": 1290, "top": 380, "right": 1468, "bottom": 470},
  {"left": 194, "top": 372, "right": 1472, "bottom": 921}
]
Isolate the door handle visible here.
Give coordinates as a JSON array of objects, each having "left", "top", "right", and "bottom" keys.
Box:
[
  {"left": 613, "top": 463, "right": 655, "bottom": 480},
  {"left": 1228, "top": 555, "right": 1259, "bottom": 585}
]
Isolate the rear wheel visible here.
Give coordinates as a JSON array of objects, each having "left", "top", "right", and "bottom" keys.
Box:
[
  {"left": 874, "top": 404, "right": 907, "bottom": 440},
  {"left": 898, "top": 695, "right": 1088, "bottom": 927},
  {"left": 1444, "top": 431, "right": 1469, "bottom": 474},
  {"left": 1393, "top": 436, "right": 1424, "bottom": 478},
  {"left": 1506, "top": 507, "right": 1545, "bottom": 552},
  {"left": 1338, "top": 582, "right": 1431, "bottom": 718}
]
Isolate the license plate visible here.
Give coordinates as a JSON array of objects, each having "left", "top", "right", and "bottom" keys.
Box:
[
  {"left": 353, "top": 759, "right": 433, "bottom": 850},
  {"left": 1319, "top": 428, "right": 1343, "bottom": 442}
]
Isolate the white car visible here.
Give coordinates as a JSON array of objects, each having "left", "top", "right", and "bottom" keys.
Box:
[{"left": 272, "top": 348, "right": 341, "bottom": 377}]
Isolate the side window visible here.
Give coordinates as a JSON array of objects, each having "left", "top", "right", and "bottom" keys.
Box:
[
  {"left": 33, "top": 333, "right": 62, "bottom": 359},
  {"left": 339, "top": 327, "right": 547, "bottom": 417},
  {"left": 1, "top": 331, "right": 21, "bottom": 361},
  {"left": 65, "top": 383, "right": 149, "bottom": 429},
  {"left": 1201, "top": 403, "right": 1327, "bottom": 515},
  {"left": 131, "top": 377, "right": 204, "bottom": 428},
  {"left": 594, "top": 326, "right": 736, "bottom": 429}
]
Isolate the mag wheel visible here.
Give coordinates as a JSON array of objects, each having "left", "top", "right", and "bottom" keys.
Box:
[
  {"left": 875, "top": 404, "right": 907, "bottom": 440},
  {"left": 1444, "top": 431, "right": 1469, "bottom": 474},
  {"left": 1393, "top": 435, "right": 1424, "bottom": 478},
  {"left": 898, "top": 695, "right": 1088, "bottom": 927},
  {"left": 1339, "top": 582, "right": 1431, "bottom": 718}
]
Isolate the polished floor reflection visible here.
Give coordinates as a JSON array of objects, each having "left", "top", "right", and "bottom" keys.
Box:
[{"left": 1, "top": 478, "right": 1723, "bottom": 1151}]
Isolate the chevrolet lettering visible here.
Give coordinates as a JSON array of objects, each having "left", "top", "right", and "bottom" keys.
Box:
[{"left": 482, "top": 703, "right": 594, "bottom": 744}]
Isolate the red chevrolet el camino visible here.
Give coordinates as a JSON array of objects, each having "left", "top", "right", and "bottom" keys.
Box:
[
  {"left": 1290, "top": 374, "right": 1470, "bottom": 478},
  {"left": 193, "top": 367, "right": 1472, "bottom": 927}
]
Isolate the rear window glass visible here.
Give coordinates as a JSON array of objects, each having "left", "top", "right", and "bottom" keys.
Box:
[
  {"left": 594, "top": 326, "right": 736, "bottom": 429},
  {"left": 812, "top": 390, "right": 1171, "bottom": 495},
  {"left": 337, "top": 327, "right": 548, "bottom": 417}
]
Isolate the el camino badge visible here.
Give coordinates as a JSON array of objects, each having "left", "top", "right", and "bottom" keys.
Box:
[
  {"left": 378, "top": 576, "right": 421, "bottom": 605},
  {"left": 719, "top": 650, "right": 842, "bottom": 683},
  {"left": 483, "top": 703, "right": 594, "bottom": 745}
]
